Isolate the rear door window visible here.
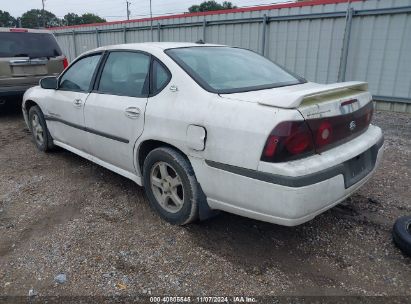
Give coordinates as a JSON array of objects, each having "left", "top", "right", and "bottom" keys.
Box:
[
  {"left": 0, "top": 32, "right": 62, "bottom": 58},
  {"left": 59, "top": 54, "right": 102, "bottom": 92},
  {"left": 97, "top": 51, "right": 150, "bottom": 97},
  {"left": 151, "top": 59, "right": 171, "bottom": 95}
]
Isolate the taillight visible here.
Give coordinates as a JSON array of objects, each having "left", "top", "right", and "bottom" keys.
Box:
[
  {"left": 315, "top": 120, "right": 333, "bottom": 148},
  {"left": 365, "top": 103, "right": 374, "bottom": 125},
  {"left": 307, "top": 102, "right": 374, "bottom": 152},
  {"left": 10, "top": 28, "right": 28, "bottom": 32},
  {"left": 261, "top": 102, "right": 374, "bottom": 163},
  {"left": 63, "top": 57, "right": 69, "bottom": 69},
  {"left": 261, "top": 121, "right": 314, "bottom": 163}
]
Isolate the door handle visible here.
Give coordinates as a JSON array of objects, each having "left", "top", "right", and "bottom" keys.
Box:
[
  {"left": 73, "top": 99, "right": 83, "bottom": 107},
  {"left": 125, "top": 107, "right": 141, "bottom": 119}
]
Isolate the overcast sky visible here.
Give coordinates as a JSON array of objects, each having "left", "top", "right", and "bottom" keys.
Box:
[{"left": 1, "top": 0, "right": 291, "bottom": 21}]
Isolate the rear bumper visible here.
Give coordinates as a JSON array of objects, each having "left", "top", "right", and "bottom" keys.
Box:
[
  {"left": 0, "top": 74, "right": 54, "bottom": 98},
  {"left": 193, "top": 125, "right": 384, "bottom": 226},
  {"left": 206, "top": 135, "right": 383, "bottom": 189},
  {"left": 0, "top": 85, "right": 36, "bottom": 98},
  {"left": 0, "top": 89, "right": 27, "bottom": 98}
]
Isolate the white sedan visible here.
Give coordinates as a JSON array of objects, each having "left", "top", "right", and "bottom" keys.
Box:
[{"left": 22, "top": 42, "right": 384, "bottom": 226}]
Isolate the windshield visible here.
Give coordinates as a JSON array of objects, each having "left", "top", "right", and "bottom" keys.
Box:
[
  {"left": 166, "top": 47, "right": 304, "bottom": 94},
  {"left": 0, "top": 32, "right": 62, "bottom": 58}
]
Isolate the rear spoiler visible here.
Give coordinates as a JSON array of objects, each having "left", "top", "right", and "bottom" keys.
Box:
[{"left": 257, "top": 81, "right": 369, "bottom": 108}]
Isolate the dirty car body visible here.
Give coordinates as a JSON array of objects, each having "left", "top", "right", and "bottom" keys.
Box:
[{"left": 22, "top": 43, "right": 384, "bottom": 226}]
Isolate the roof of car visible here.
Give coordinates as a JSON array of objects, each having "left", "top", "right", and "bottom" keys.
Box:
[{"left": 92, "top": 42, "right": 225, "bottom": 53}]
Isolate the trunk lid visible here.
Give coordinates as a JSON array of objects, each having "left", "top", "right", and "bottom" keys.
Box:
[
  {"left": 222, "top": 81, "right": 374, "bottom": 159},
  {"left": 292, "top": 82, "right": 374, "bottom": 153},
  {"left": 219, "top": 81, "right": 370, "bottom": 109}
]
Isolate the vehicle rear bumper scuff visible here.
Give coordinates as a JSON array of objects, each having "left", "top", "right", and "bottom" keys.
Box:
[{"left": 205, "top": 135, "right": 383, "bottom": 188}]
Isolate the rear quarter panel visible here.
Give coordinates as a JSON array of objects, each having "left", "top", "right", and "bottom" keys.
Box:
[{"left": 200, "top": 98, "right": 303, "bottom": 170}]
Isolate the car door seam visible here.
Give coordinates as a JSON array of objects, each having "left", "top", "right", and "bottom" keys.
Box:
[{"left": 44, "top": 115, "right": 129, "bottom": 144}]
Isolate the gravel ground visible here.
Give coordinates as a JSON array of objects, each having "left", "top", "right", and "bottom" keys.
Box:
[{"left": 0, "top": 104, "right": 410, "bottom": 297}]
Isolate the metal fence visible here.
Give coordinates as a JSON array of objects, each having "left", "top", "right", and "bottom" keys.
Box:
[{"left": 52, "top": 0, "right": 411, "bottom": 112}]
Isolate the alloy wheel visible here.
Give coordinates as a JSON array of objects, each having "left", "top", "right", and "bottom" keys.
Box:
[
  {"left": 31, "top": 113, "right": 44, "bottom": 146},
  {"left": 150, "top": 161, "right": 185, "bottom": 213}
]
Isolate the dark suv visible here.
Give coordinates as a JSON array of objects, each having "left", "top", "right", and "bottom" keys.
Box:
[{"left": 0, "top": 28, "right": 67, "bottom": 104}]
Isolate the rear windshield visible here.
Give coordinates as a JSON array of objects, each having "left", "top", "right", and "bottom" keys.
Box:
[
  {"left": 0, "top": 32, "right": 62, "bottom": 58},
  {"left": 166, "top": 47, "right": 304, "bottom": 94}
]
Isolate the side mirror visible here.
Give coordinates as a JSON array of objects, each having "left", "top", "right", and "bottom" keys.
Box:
[{"left": 40, "top": 76, "right": 58, "bottom": 90}]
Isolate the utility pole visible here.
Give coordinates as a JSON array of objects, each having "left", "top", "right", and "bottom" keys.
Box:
[
  {"left": 42, "top": 0, "right": 46, "bottom": 28},
  {"left": 150, "top": 0, "right": 153, "bottom": 41},
  {"left": 126, "top": 1, "right": 131, "bottom": 20}
]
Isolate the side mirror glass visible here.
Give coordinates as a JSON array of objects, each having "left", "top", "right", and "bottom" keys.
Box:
[{"left": 40, "top": 76, "right": 58, "bottom": 90}]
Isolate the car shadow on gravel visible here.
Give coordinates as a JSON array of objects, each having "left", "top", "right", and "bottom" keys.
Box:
[
  {"left": 182, "top": 186, "right": 410, "bottom": 294},
  {"left": 187, "top": 209, "right": 348, "bottom": 270}
]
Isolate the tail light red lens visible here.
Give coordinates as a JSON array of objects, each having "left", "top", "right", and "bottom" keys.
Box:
[
  {"left": 261, "top": 121, "right": 315, "bottom": 163},
  {"left": 63, "top": 57, "right": 69, "bottom": 69},
  {"left": 261, "top": 102, "right": 374, "bottom": 163},
  {"left": 306, "top": 101, "right": 374, "bottom": 152},
  {"left": 365, "top": 104, "right": 374, "bottom": 125},
  {"left": 10, "top": 28, "right": 28, "bottom": 32},
  {"left": 263, "top": 135, "right": 279, "bottom": 158},
  {"left": 286, "top": 129, "right": 312, "bottom": 155}
]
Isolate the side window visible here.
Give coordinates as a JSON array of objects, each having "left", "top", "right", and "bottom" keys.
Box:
[
  {"left": 59, "top": 54, "right": 101, "bottom": 92},
  {"left": 152, "top": 59, "right": 171, "bottom": 95},
  {"left": 98, "top": 52, "right": 150, "bottom": 97}
]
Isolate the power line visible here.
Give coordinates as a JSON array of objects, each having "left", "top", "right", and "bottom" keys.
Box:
[
  {"left": 5, "top": 0, "right": 292, "bottom": 20},
  {"left": 29, "top": 0, "right": 297, "bottom": 24}
]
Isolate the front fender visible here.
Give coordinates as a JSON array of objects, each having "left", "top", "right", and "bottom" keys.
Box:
[{"left": 22, "top": 86, "right": 42, "bottom": 129}]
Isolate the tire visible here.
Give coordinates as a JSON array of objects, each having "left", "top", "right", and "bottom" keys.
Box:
[
  {"left": 392, "top": 216, "right": 411, "bottom": 257},
  {"left": 143, "top": 147, "right": 200, "bottom": 225},
  {"left": 28, "top": 105, "right": 55, "bottom": 152}
]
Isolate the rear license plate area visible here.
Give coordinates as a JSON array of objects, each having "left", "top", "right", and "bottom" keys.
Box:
[
  {"left": 344, "top": 149, "right": 373, "bottom": 188},
  {"left": 12, "top": 65, "right": 47, "bottom": 76}
]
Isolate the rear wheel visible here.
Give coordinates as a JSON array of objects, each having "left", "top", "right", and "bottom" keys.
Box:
[
  {"left": 28, "top": 105, "right": 55, "bottom": 152},
  {"left": 143, "top": 147, "right": 200, "bottom": 225}
]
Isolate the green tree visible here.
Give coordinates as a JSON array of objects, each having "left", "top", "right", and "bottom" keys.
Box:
[
  {"left": 63, "top": 13, "right": 82, "bottom": 26},
  {"left": 188, "top": 1, "right": 237, "bottom": 13},
  {"left": 79, "top": 13, "right": 106, "bottom": 24},
  {"left": 63, "top": 12, "right": 105, "bottom": 26},
  {"left": 0, "top": 10, "right": 17, "bottom": 27},
  {"left": 21, "top": 9, "right": 60, "bottom": 28}
]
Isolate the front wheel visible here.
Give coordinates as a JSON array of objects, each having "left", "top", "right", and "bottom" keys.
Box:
[
  {"left": 143, "top": 147, "right": 200, "bottom": 225},
  {"left": 28, "top": 105, "right": 55, "bottom": 152}
]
